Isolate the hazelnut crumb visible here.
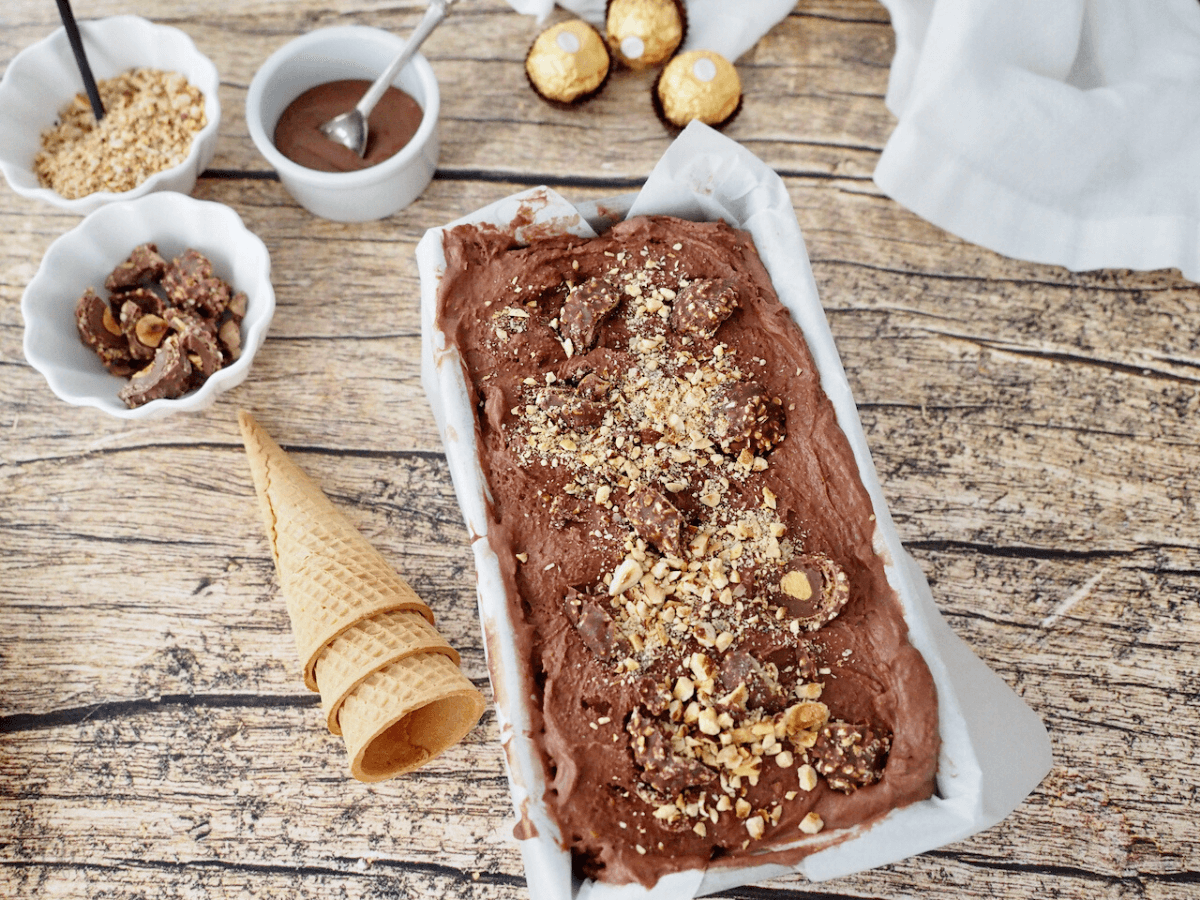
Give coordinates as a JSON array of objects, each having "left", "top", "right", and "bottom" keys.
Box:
[
  {"left": 798, "top": 764, "right": 818, "bottom": 792},
  {"left": 799, "top": 812, "right": 824, "bottom": 834}
]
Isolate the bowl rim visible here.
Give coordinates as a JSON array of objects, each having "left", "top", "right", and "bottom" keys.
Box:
[
  {"left": 20, "top": 192, "right": 275, "bottom": 419},
  {"left": 244, "top": 24, "right": 440, "bottom": 189},
  {"left": 0, "top": 14, "right": 222, "bottom": 213}
]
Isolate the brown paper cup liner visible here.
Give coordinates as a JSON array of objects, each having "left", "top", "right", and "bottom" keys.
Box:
[
  {"left": 316, "top": 608, "right": 460, "bottom": 736},
  {"left": 339, "top": 651, "right": 486, "bottom": 782},
  {"left": 239, "top": 410, "right": 433, "bottom": 690}
]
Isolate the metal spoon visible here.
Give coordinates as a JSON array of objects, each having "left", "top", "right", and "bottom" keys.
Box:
[{"left": 319, "top": 0, "right": 450, "bottom": 158}]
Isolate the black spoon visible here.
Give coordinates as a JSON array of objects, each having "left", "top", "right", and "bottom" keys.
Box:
[{"left": 55, "top": 0, "right": 105, "bottom": 120}]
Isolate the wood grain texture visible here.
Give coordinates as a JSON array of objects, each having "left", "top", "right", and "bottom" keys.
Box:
[{"left": 2, "top": 1, "right": 1198, "bottom": 898}]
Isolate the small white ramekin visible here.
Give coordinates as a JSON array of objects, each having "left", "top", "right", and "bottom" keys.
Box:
[
  {"left": 21, "top": 192, "right": 275, "bottom": 420},
  {"left": 245, "top": 26, "right": 440, "bottom": 223},
  {"left": 0, "top": 15, "right": 221, "bottom": 215}
]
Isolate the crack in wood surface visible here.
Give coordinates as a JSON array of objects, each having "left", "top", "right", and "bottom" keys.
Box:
[{"left": 0, "top": 682, "right": 495, "bottom": 735}]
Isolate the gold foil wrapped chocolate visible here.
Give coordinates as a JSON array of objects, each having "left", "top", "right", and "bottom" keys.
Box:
[
  {"left": 525, "top": 20, "right": 612, "bottom": 105},
  {"left": 605, "top": 0, "right": 686, "bottom": 70},
  {"left": 654, "top": 49, "right": 742, "bottom": 129}
]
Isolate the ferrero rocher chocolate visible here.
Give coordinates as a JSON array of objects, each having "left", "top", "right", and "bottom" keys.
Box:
[
  {"left": 654, "top": 49, "right": 742, "bottom": 130},
  {"left": 605, "top": 0, "right": 686, "bottom": 70},
  {"left": 525, "top": 20, "right": 612, "bottom": 105}
]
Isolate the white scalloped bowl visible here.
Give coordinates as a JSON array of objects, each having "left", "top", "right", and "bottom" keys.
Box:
[
  {"left": 21, "top": 193, "right": 275, "bottom": 419},
  {"left": 0, "top": 15, "right": 221, "bottom": 214}
]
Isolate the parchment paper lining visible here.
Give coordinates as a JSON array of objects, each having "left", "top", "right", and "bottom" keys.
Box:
[{"left": 418, "top": 122, "right": 1052, "bottom": 900}]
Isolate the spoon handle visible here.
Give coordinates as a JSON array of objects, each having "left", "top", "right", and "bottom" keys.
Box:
[
  {"left": 55, "top": 0, "right": 105, "bottom": 120},
  {"left": 355, "top": 0, "right": 449, "bottom": 119}
]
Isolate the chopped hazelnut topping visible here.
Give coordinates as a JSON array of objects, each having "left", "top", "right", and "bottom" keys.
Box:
[
  {"left": 745, "top": 815, "right": 765, "bottom": 840},
  {"left": 35, "top": 69, "right": 206, "bottom": 199},
  {"left": 798, "top": 763, "right": 819, "bottom": 792},
  {"left": 799, "top": 812, "right": 824, "bottom": 834}
]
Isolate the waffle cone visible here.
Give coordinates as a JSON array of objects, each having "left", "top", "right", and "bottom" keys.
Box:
[
  {"left": 316, "top": 608, "right": 460, "bottom": 736},
  {"left": 238, "top": 410, "right": 433, "bottom": 690},
  {"left": 339, "top": 651, "right": 486, "bottom": 782}
]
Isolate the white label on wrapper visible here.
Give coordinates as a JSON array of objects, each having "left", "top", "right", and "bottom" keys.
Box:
[
  {"left": 557, "top": 31, "right": 581, "bottom": 54},
  {"left": 620, "top": 35, "right": 645, "bottom": 61},
  {"left": 692, "top": 56, "right": 717, "bottom": 82}
]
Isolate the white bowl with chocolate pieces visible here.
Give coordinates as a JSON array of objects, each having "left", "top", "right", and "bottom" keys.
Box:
[
  {"left": 22, "top": 193, "right": 274, "bottom": 419},
  {"left": 0, "top": 15, "right": 220, "bottom": 214}
]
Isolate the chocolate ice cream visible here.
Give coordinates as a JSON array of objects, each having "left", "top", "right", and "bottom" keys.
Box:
[{"left": 436, "top": 215, "right": 939, "bottom": 886}]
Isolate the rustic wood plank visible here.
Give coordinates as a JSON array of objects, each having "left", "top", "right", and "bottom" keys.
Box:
[{"left": 3, "top": 697, "right": 1198, "bottom": 898}]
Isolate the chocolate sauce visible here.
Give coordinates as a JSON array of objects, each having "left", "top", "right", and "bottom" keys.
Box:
[{"left": 273, "top": 79, "right": 423, "bottom": 172}]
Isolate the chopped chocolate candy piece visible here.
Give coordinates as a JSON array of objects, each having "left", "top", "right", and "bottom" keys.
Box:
[
  {"left": 76, "top": 288, "right": 135, "bottom": 373},
  {"left": 118, "top": 333, "right": 192, "bottom": 408},
  {"left": 576, "top": 371, "right": 612, "bottom": 402},
  {"left": 739, "top": 633, "right": 818, "bottom": 696},
  {"left": 166, "top": 310, "right": 223, "bottom": 380},
  {"left": 628, "top": 707, "right": 718, "bottom": 798},
  {"left": 565, "top": 590, "right": 631, "bottom": 662},
  {"left": 548, "top": 492, "right": 588, "bottom": 527},
  {"left": 115, "top": 286, "right": 165, "bottom": 318},
  {"left": 624, "top": 486, "right": 685, "bottom": 557},
  {"left": 76, "top": 288, "right": 125, "bottom": 353},
  {"left": 104, "top": 243, "right": 167, "bottom": 292},
  {"left": 227, "top": 290, "right": 248, "bottom": 324},
  {"left": 711, "top": 382, "right": 786, "bottom": 455},
  {"left": 560, "top": 277, "right": 620, "bottom": 351},
  {"left": 669, "top": 278, "right": 737, "bottom": 339},
  {"left": 218, "top": 318, "right": 242, "bottom": 362},
  {"left": 794, "top": 641, "right": 821, "bottom": 684},
  {"left": 562, "top": 347, "right": 635, "bottom": 387},
  {"left": 811, "top": 721, "right": 891, "bottom": 793},
  {"left": 119, "top": 301, "right": 167, "bottom": 360},
  {"left": 639, "top": 427, "right": 664, "bottom": 446},
  {"left": 537, "top": 385, "right": 605, "bottom": 430},
  {"left": 166, "top": 246, "right": 211, "bottom": 283},
  {"left": 105, "top": 358, "right": 137, "bottom": 377},
  {"left": 778, "top": 555, "right": 850, "bottom": 632},
  {"left": 718, "top": 650, "right": 787, "bottom": 713},
  {"left": 162, "top": 249, "right": 231, "bottom": 318},
  {"left": 633, "top": 677, "right": 671, "bottom": 717}
]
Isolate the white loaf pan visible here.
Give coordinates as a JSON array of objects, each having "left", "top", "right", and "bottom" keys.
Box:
[{"left": 417, "top": 122, "right": 1052, "bottom": 900}]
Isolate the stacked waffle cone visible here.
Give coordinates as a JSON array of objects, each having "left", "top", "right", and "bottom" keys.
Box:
[{"left": 238, "top": 410, "right": 485, "bottom": 782}]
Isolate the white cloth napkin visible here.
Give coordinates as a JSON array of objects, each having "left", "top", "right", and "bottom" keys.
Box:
[
  {"left": 505, "top": 1, "right": 794, "bottom": 62},
  {"left": 874, "top": 0, "right": 1200, "bottom": 282}
]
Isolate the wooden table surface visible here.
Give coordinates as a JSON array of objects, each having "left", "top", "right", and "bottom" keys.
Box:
[{"left": 2, "top": 2, "right": 1198, "bottom": 898}]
